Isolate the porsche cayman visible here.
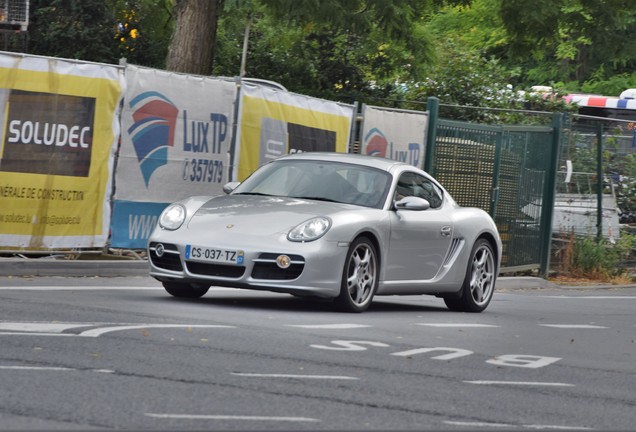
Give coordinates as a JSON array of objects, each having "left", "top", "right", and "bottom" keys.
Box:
[{"left": 148, "top": 152, "right": 501, "bottom": 313}]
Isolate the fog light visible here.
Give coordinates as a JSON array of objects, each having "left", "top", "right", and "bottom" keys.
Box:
[{"left": 276, "top": 255, "right": 291, "bottom": 269}]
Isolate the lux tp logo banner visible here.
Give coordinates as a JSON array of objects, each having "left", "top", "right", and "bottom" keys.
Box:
[
  {"left": 364, "top": 127, "right": 421, "bottom": 167},
  {"left": 127, "top": 91, "right": 229, "bottom": 187}
]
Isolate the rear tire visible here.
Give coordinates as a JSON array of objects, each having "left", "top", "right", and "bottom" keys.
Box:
[
  {"left": 443, "top": 238, "right": 496, "bottom": 312},
  {"left": 335, "top": 237, "right": 378, "bottom": 313},
  {"left": 163, "top": 282, "right": 210, "bottom": 298}
]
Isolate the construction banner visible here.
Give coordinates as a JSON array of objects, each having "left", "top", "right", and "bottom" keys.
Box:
[
  {"left": 111, "top": 65, "right": 237, "bottom": 248},
  {"left": 360, "top": 105, "right": 428, "bottom": 168},
  {"left": 234, "top": 83, "right": 355, "bottom": 180},
  {"left": 0, "top": 53, "right": 125, "bottom": 248}
]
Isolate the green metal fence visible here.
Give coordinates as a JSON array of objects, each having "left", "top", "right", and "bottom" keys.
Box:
[
  {"left": 425, "top": 103, "right": 561, "bottom": 274},
  {"left": 558, "top": 114, "right": 636, "bottom": 237}
]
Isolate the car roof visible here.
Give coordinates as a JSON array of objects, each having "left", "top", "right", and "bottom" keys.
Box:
[{"left": 275, "top": 152, "right": 410, "bottom": 172}]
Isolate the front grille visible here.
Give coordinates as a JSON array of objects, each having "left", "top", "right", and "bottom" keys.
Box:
[
  {"left": 186, "top": 261, "right": 246, "bottom": 278},
  {"left": 149, "top": 242, "right": 183, "bottom": 271},
  {"left": 251, "top": 253, "right": 305, "bottom": 280}
]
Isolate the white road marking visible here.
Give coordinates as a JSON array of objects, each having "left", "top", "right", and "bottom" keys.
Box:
[
  {"left": 392, "top": 347, "right": 473, "bottom": 360},
  {"left": 0, "top": 286, "right": 236, "bottom": 291},
  {"left": 0, "top": 332, "right": 76, "bottom": 337},
  {"left": 444, "top": 421, "right": 512, "bottom": 428},
  {"left": 231, "top": 372, "right": 358, "bottom": 380},
  {"left": 521, "top": 426, "right": 592, "bottom": 430},
  {"left": 78, "top": 324, "right": 234, "bottom": 337},
  {"left": 0, "top": 366, "right": 114, "bottom": 373},
  {"left": 310, "top": 340, "right": 390, "bottom": 351},
  {"left": 0, "top": 322, "right": 235, "bottom": 337},
  {"left": 0, "top": 365, "right": 75, "bottom": 371},
  {"left": 539, "top": 324, "right": 608, "bottom": 329},
  {"left": 145, "top": 413, "right": 320, "bottom": 422},
  {"left": 0, "top": 323, "right": 95, "bottom": 333},
  {"left": 465, "top": 380, "right": 575, "bottom": 387},
  {"left": 415, "top": 323, "right": 499, "bottom": 328},
  {"left": 0, "top": 286, "right": 161, "bottom": 290},
  {"left": 486, "top": 355, "right": 561, "bottom": 369},
  {"left": 540, "top": 295, "right": 636, "bottom": 299},
  {"left": 444, "top": 421, "right": 591, "bottom": 430},
  {"left": 286, "top": 324, "right": 371, "bottom": 329}
]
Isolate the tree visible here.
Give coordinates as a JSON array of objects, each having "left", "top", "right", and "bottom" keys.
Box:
[
  {"left": 426, "top": 0, "right": 510, "bottom": 62},
  {"left": 29, "top": 0, "right": 119, "bottom": 63},
  {"left": 211, "top": 0, "right": 435, "bottom": 104},
  {"left": 425, "top": 0, "right": 636, "bottom": 94},
  {"left": 169, "top": 0, "right": 435, "bottom": 82},
  {"left": 262, "top": 0, "right": 435, "bottom": 78},
  {"left": 114, "top": 0, "right": 174, "bottom": 68},
  {"left": 400, "top": 39, "right": 519, "bottom": 122},
  {"left": 165, "top": 0, "right": 223, "bottom": 74},
  {"left": 499, "top": 0, "right": 636, "bottom": 86}
]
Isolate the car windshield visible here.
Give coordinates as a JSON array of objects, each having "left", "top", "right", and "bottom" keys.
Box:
[{"left": 232, "top": 159, "right": 392, "bottom": 209}]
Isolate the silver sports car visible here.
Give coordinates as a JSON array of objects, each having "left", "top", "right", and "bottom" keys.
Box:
[{"left": 148, "top": 152, "right": 501, "bottom": 313}]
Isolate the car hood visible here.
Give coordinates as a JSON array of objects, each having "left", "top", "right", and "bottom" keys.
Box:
[{"left": 187, "top": 194, "right": 350, "bottom": 235}]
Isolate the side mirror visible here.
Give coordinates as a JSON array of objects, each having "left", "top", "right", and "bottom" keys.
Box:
[
  {"left": 394, "top": 196, "right": 431, "bottom": 211},
  {"left": 223, "top": 181, "right": 240, "bottom": 194}
]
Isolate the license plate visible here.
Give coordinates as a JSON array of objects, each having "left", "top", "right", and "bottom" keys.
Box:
[{"left": 185, "top": 245, "right": 244, "bottom": 264}]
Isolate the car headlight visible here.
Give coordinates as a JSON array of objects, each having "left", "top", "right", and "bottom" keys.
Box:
[
  {"left": 288, "top": 217, "right": 331, "bottom": 242},
  {"left": 159, "top": 204, "right": 186, "bottom": 230}
]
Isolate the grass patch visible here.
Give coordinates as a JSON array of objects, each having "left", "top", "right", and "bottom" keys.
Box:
[{"left": 552, "top": 231, "right": 636, "bottom": 283}]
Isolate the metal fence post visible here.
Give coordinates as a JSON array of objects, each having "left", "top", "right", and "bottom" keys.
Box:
[
  {"left": 539, "top": 112, "right": 563, "bottom": 277},
  {"left": 424, "top": 97, "right": 439, "bottom": 173},
  {"left": 489, "top": 129, "right": 503, "bottom": 218},
  {"left": 596, "top": 123, "right": 604, "bottom": 242}
]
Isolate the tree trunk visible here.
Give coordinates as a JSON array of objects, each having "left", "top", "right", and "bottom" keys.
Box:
[{"left": 165, "top": 0, "right": 223, "bottom": 75}]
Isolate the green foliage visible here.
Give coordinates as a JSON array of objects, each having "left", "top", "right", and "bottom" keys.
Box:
[
  {"left": 580, "top": 71, "right": 636, "bottom": 97},
  {"left": 426, "top": 0, "right": 636, "bottom": 92},
  {"left": 610, "top": 151, "right": 636, "bottom": 215},
  {"left": 213, "top": 1, "right": 435, "bottom": 103},
  {"left": 568, "top": 146, "right": 598, "bottom": 175},
  {"left": 114, "top": 0, "right": 173, "bottom": 68},
  {"left": 426, "top": 0, "right": 509, "bottom": 59},
  {"left": 26, "top": 0, "right": 636, "bottom": 102},
  {"left": 557, "top": 231, "right": 636, "bottom": 281},
  {"left": 262, "top": 0, "right": 431, "bottom": 45},
  {"left": 498, "top": 0, "right": 636, "bottom": 85},
  {"left": 395, "top": 39, "right": 574, "bottom": 124},
  {"left": 28, "top": 0, "right": 172, "bottom": 67},
  {"left": 565, "top": 136, "right": 636, "bottom": 215},
  {"left": 29, "top": 0, "right": 120, "bottom": 63}
]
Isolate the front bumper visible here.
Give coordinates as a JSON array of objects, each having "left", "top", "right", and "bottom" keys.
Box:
[{"left": 147, "top": 236, "right": 348, "bottom": 298}]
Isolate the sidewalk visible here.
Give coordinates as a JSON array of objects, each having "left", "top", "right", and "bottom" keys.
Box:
[{"left": 3, "top": 257, "right": 626, "bottom": 291}]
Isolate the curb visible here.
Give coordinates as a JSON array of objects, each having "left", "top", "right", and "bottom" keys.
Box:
[
  {"left": 495, "top": 276, "right": 559, "bottom": 290},
  {"left": 0, "top": 258, "right": 149, "bottom": 278}
]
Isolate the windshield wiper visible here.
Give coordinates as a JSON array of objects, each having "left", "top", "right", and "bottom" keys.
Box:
[
  {"left": 291, "top": 196, "right": 340, "bottom": 203},
  {"left": 233, "top": 192, "right": 274, "bottom": 197}
]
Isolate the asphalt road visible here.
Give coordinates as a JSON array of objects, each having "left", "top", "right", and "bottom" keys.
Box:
[{"left": 0, "top": 275, "right": 635, "bottom": 430}]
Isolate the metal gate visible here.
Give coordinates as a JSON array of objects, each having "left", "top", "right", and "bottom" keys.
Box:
[{"left": 426, "top": 115, "right": 561, "bottom": 273}]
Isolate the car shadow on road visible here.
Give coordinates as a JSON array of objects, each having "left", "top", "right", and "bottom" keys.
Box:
[{"left": 155, "top": 293, "right": 447, "bottom": 314}]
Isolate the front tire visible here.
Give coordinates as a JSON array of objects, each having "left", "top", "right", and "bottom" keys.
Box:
[
  {"left": 335, "top": 236, "right": 379, "bottom": 313},
  {"left": 163, "top": 282, "right": 210, "bottom": 298},
  {"left": 444, "top": 238, "right": 496, "bottom": 312}
]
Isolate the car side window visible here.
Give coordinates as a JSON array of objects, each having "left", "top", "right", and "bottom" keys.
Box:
[{"left": 395, "top": 172, "right": 444, "bottom": 209}]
